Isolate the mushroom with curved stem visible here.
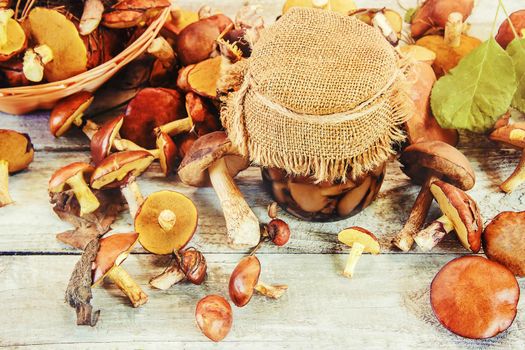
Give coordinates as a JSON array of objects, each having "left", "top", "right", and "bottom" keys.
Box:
[
  {"left": 195, "top": 295, "right": 233, "bottom": 342},
  {"left": 0, "top": 129, "right": 34, "bottom": 207},
  {"left": 413, "top": 181, "right": 482, "bottom": 252},
  {"left": 338, "top": 227, "right": 380, "bottom": 278},
  {"left": 392, "top": 141, "right": 475, "bottom": 251},
  {"left": 150, "top": 247, "right": 206, "bottom": 290},
  {"left": 49, "top": 162, "right": 100, "bottom": 217},
  {"left": 135, "top": 190, "right": 198, "bottom": 255},
  {"left": 90, "top": 150, "right": 155, "bottom": 218},
  {"left": 49, "top": 92, "right": 95, "bottom": 137},
  {"left": 178, "top": 131, "right": 260, "bottom": 248},
  {"left": 489, "top": 122, "right": 525, "bottom": 193},
  {"left": 92, "top": 232, "right": 148, "bottom": 307}
]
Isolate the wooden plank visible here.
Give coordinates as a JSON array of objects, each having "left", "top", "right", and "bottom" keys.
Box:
[{"left": 1, "top": 254, "right": 523, "bottom": 348}]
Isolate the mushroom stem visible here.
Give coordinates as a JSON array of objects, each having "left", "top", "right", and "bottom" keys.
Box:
[
  {"left": 343, "top": 241, "right": 365, "bottom": 278},
  {"left": 112, "top": 138, "right": 160, "bottom": 158},
  {"left": 158, "top": 209, "right": 177, "bottom": 231},
  {"left": 107, "top": 265, "right": 148, "bottom": 307},
  {"left": 392, "top": 175, "right": 439, "bottom": 251},
  {"left": 372, "top": 12, "right": 398, "bottom": 46},
  {"left": 149, "top": 262, "right": 185, "bottom": 290},
  {"left": 413, "top": 215, "right": 455, "bottom": 251},
  {"left": 156, "top": 118, "right": 193, "bottom": 136},
  {"left": 0, "top": 159, "right": 13, "bottom": 207},
  {"left": 83, "top": 120, "right": 100, "bottom": 139},
  {"left": 147, "top": 36, "right": 176, "bottom": 69},
  {"left": 500, "top": 152, "right": 525, "bottom": 193},
  {"left": 445, "top": 12, "right": 463, "bottom": 48},
  {"left": 121, "top": 179, "right": 143, "bottom": 218},
  {"left": 79, "top": 0, "right": 104, "bottom": 35},
  {"left": 22, "top": 45, "right": 54, "bottom": 82},
  {"left": 208, "top": 157, "right": 260, "bottom": 248},
  {"left": 254, "top": 281, "right": 288, "bottom": 299},
  {"left": 67, "top": 171, "right": 100, "bottom": 216}
]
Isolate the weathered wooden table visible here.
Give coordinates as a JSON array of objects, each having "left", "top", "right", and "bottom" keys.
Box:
[{"left": 1, "top": 0, "right": 524, "bottom": 348}]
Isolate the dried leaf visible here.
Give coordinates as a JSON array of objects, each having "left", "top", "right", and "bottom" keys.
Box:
[
  {"left": 507, "top": 38, "right": 525, "bottom": 113},
  {"left": 431, "top": 38, "right": 517, "bottom": 133}
]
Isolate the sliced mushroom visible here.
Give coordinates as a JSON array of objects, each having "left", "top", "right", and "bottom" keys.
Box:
[
  {"left": 135, "top": 190, "right": 198, "bottom": 255},
  {"left": 49, "top": 92, "right": 94, "bottom": 137},
  {"left": 338, "top": 227, "right": 380, "bottom": 278},
  {"left": 49, "top": 162, "right": 100, "bottom": 216},
  {"left": 392, "top": 141, "right": 474, "bottom": 251},
  {"left": 483, "top": 211, "right": 525, "bottom": 276},
  {"left": 92, "top": 232, "right": 148, "bottom": 307},
  {"left": 0, "top": 129, "right": 34, "bottom": 207},
  {"left": 178, "top": 131, "right": 259, "bottom": 248},
  {"left": 149, "top": 247, "right": 206, "bottom": 289},
  {"left": 413, "top": 181, "right": 482, "bottom": 252}
]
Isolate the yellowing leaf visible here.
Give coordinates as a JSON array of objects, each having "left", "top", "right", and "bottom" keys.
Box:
[
  {"left": 507, "top": 38, "right": 525, "bottom": 113},
  {"left": 431, "top": 38, "right": 517, "bottom": 133}
]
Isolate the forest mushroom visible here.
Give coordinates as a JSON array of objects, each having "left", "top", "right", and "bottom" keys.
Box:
[
  {"left": 49, "top": 92, "right": 94, "bottom": 137},
  {"left": 147, "top": 36, "right": 176, "bottom": 69},
  {"left": 0, "top": 9, "right": 26, "bottom": 62},
  {"left": 195, "top": 295, "right": 233, "bottom": 342},
  {"left": 410, "top": 0, "right": 474, "bottom": 39},
  {"left": 92, "top": 232, "right": 148, "bottom": 307},
  {"left": 135, "top": 190, "right": 198, "bottom": 255},
  {"left": 0, "top": 59, "right": 30, "bottom": 87},
  {"left": 483, "top": 211, "right": 525, "bottom": 276},
  {"left": 150, "top": 247, "right": 206, "bottom": 289},
  {"left": 185, "top": 56, "right": 222, "bottom": 99},
  {"left": 102, "top": 0, "right": 170, "bottom": 28},
  {"left": 430, "top": 256, "right": 519, "bottom": 339},
  {"left": 22, "top": 44, "right": 54, "bottom": 82},
  {"left": 155, "top": 132, "right": 177, "bottom": 176},
  {"left": 90, "top": 150, "right": 155, "bottom": 217},
  {"left": 392, "top": 141, "right": 475, "bottom": 251},
  {"left": 338, "top": 227, "right": 380, "bottom": 278},
  {"left": 416, "top": 12, "right": 481, "bottom": 77},
  {"left": 489, "top": 122, "right": 525, "bottom": 193},
  {"left": 413, "top": 181, "right": 482, "bottom": 252},
  {"left": 496, "top": 10, "right": 525, "bottom": 49},
  {"left": 49, "top": 162, "right": 100, "bottom": 216},
  {"left": 399, "top": 45, "right": 436, "bottom": 65},
  {"left": 79, "top": 0, "right": 105, "bottom": 35},
  {"left": 0, "top": 129, "right": 34, "bottom": 207},
  {"left": 178, "top": 131, "right": 260, "bottom": 248},
  {"left": 404, "top": 61, "right": 458, "bottom": 146},
  {"left": 350, "top": 8, "right": 402, "bottom": 46}
]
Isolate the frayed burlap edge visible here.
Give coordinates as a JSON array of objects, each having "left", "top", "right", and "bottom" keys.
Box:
[{"left": 219, "top": 57, "right": 414, "bottom": 183}]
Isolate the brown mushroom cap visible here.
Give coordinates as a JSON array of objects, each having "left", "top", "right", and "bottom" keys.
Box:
[
  {"left": 338, "top": 227, "right": 380, "bottom": 254},
  {"left": 178, "top": 131, "right": 249, "bottom": 187},
  {"left": 0, "top": 129, "right": 34, "bottom": 173},
  {"left": 135, "top": 190, "right": 198, "bottom": 255},
  {"left": 49, "top": 91, "right": 94, "bottom": 137},
  {"left": 488, "top": 122, "right": 525, "bottom": 149},
  {"left": 92, "top": 232, "right": 139, "bottom": 285},
  {"left": 430, "top": 181, "right": 482, "bottom": 252},
  {"left": 91, "top": 116, "right": 124, "bottom": 165},
  {"left": 49, "top": 162, "right": 94, "bottom": 192},
  {"left": 228, "top": 255, "right": 261, "bottom": 307},
  {"left": 156, "top": 132, "right": 177, "bottom": 176},
  {"left": 483, "top": 211, "right": 525, "bottom": 276},
  {"left": 195, "top": 294, "right": 233, "bottom": 342},
  {"left": 430, "top": 256, "right": 519, "bottom": 339},
  {"left": 400, "top": 141, "right": 475, "bottom": 190},
  {"left": 90, "top": 150, "right": 154, "bottom": 189}
]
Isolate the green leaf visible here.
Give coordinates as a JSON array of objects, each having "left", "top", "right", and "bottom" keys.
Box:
[
  {"left": 507, "top": 38, "right": 525, "bottom": 113},
  {"left": 430, "top": 38, "right": 517, "bottom": 133}
]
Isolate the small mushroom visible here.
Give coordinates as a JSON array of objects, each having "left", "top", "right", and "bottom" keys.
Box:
[
  {"left": 338, "top": 227, "right": 380, "bottom": 278},
  {"left": 22, "top": 44, "right": 53, "bottom": 82},
  {"left": 49, "top": 162, "right": 100, "bottom": 216},
  {"left": 149, "top": 247, "right": 206, "bottom": 289},
  {"left": 90, "top": 150, "right": 155, "bottom": 217},
  {"left": 195, "top": 295, "right": 233, "bottom": 342},
  {"left": 92, "top": 232, "right": 148, "bottom": 307},
  {"left": 430, "top": 256, "right": 519, "bottom": 339},
  {"left": 185, "top": 56, "right": 222, "bottom": 99},
  {"left": 410, "top": 0, "right": 474, "bottom": 39},
  {"left": 49, "top": 92, "right": 94, "bottom": 137},
  {"left": 489, "top": 122, "right": 525, "bottom": 193},
  {"left": 483, "top": 211, "right": 525, "bottom": 276},
  {"left": 413, "top": 181, "right": 482, "bottom": 252},
  {"left": 0, "top": 129, "right": 34, "bottom": 207},
  {"left": 392, "top": 141, "right": 474, "bottom": 251},
  {"left": 179, "top": 131, "right": 259, "bottom": 248},
  {"left": 155, "top": 131, "right": 177, "bottom": 176},
  {"left": 147, "top": 36, "right": 176, "bottom": 69},
  {"left": 135, "top": 190, "right": 198, "bottom": 255}
]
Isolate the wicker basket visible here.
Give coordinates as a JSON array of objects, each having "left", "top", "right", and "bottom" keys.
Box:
[{"left": 0, "top": 8, "right": 170, "bottom": 115}]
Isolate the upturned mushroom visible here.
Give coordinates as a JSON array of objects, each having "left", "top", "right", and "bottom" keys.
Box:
[
  {"left": 483, "top": 211, "right": 525, "bottom": 276},
  {"left": 178, "top": 131, "right": 259, "bottom": 248},
  {"left": 489, "top": 122, "right": 525, "bottom": 193},
  {"left": 90, "top": 150, "right": 155, "bottom": 217},
  {"left": 430, "top": 256, "right": 519, "bottom": 339},
  {"left": 49, "top": 162, "right": 100, "bottom": 216},
  {"left": 135, "top": 190, "right": 198, "bottom": 255},
  {"left": 338, "top": 227, "right": 380, "bottom": 278},
  {"left": 413, "top": 181, "right": 482, "bottom": 252},
  {"left": 49, "top": 92, "right": 94, "bottom": 137},
  {"left": 150, "top": 247, "right": 206, "bottom": 289},
  {"left": 0, "top": 129, "right": 34, "bottom": 207},
  {"left": 195, "top": 295, "right": 233, "bottom": 342},
  {"left": 392, "top": 141, "right": 475, "bottom": 251},
  {"left": 92, "top": 232, "right": 148, "bottom": 307}
]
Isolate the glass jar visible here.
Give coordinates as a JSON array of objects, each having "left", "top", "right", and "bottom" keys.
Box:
[{"left": 261, "top": 164, "right": 386, "bottom": 222}]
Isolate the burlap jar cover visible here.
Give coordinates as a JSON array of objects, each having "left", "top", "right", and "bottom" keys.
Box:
[{"left": 220, "top": 7, "right": 414, "bottom": 183}]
